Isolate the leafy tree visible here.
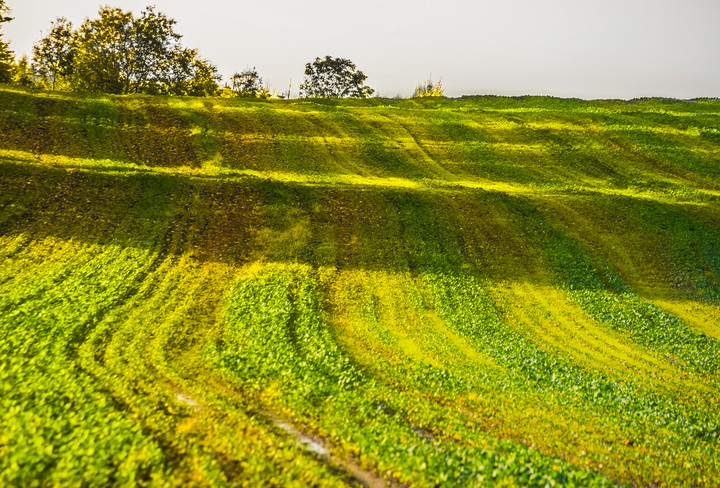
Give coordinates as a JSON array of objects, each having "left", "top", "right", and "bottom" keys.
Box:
[
  {"left": 65, "top": 5, "right": 219, "bottom": 95},
  {"left": 0, "top": 0, "right": 14, "bottom": 83},
  {"left": 229, "top": 67, "right": 263, "bottom": 97},
  {"left": 32, "top": 17, "right": 75, "bottom": 90},
  {"left": 72, "top": 6, "right": 173, "bottom": 93},
  {"left": 70, "top": 7, "right": 134, "bottom": 93},
  {"left": 185, "top": 56, "right": 221, "bottom": 96},
  {"left": 165, "top": 47, "right": 220, "bottom": 96},
  {"left": 299, "top": 56, "right": 373, "bottom": 98},
  {"left": 123, "top": 6, "right": 182, "bottom": 93},
  {"left": 13, "top": 54, "right": 32, "bottom": 86},
  {"left": 413, "top": 76, "right": 444, "bottom": 98}
]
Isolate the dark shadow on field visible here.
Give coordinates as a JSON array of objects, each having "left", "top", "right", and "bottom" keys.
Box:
[
  {"left": 2, "top": 154, "right": 719, "bottom": 304},
  {"left": 0, "top": 158, "right": 259, "bottom": 266},
  {"left": 0, "top": 88, "right": 205, "bottom": 168},
  {"left": 0, "top": 88, "right": 457, "bottom": 180},
  {"left": 5, "top": 87, "right": 720, "bottom": 191}
]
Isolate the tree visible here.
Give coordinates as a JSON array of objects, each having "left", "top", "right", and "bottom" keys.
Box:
[
  {"left": 32, "top": 17, "right": 75, "bottom": 90},
  {"left": 184, "top": 56, "right": 221, "bottom": 97},
  {"left": 70, "top": 7, "right": 133, "bottom": 93},
  {"left": 299, "top": 56, "right": 373, "bottom": 98},
  {"left": 13, "top": 54, "right": 32, "bottom": 86},
  {"left": 72, "top": 6, "right": 179, "bottom": 94},
  {"left": 164, "top": 47, "right": 220, "bottom": 96},
  {"left": 229, "top": 67, "right": 263, "bottom": 97},
  {"left": 0, "top": 0, "right": 14, "bottom": 83},
  {"left": 66, "top": 5, "right": 219, "bottom": 95},
  {"left": 123, "top": 6, "right": 182, "bottom": 94}
]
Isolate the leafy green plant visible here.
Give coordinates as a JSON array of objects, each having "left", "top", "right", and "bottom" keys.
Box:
[
  {"left": 2, "top": 87, "right": 720, "bottom": 486},
  {"left": 413, "top": 76, "right": 444, "bottom": 98}
]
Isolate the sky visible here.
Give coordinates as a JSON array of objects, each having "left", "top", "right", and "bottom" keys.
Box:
[{"left": 2, "top": 0, "right": 719, "bottom": 99}]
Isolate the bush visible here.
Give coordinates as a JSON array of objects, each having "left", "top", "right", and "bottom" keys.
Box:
[{"left": 413, "top": 76, "right": 444, "bottom": 98}]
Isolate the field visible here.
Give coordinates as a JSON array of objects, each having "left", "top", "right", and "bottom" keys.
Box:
[{"left": 1, "top": 85, "right": 720, "bottom": 486}]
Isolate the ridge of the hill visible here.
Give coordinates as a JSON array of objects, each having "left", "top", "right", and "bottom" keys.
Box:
[{"left": 1, "top": 86, "right": 719, "bottom": 487}]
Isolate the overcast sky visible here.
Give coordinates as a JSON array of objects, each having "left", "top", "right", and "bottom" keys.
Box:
[{"left": 3, "top": 0, "right": 719, "bottom": 99}]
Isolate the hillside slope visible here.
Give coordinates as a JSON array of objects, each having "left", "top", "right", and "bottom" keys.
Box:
[{"left": 1, "top": 86, "right": 720, "bottom": 486}]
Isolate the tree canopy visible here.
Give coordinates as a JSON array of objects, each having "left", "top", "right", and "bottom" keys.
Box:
[
  {"left": 30, "top": 5, "right": 220, "bottom": 95},
  {"left": 0, "top": 0, "right": 13, "bottom": 83},
  {"left": 32, "top": 17, "right": 74, "bottom": 90},
  {"left": 299, "top": 56, "right": 373, "bottom": 98},
  {"left": 5, "top": 7, "right": 390, "bottom": 100},
  {"left": 12, "top": 54, "right": 31, "bottom": 86},
  {"left": 229, "top": 67, "right": 264, "bottom": 97}
]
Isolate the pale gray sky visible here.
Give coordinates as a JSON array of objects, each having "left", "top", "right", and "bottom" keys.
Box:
[{"left": 3, "top": 0, "right": 719, "bottom": 99}]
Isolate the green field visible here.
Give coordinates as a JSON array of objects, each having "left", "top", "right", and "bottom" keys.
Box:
[{"left": 1, "top": 86, "right": 720, "bottom": 487}]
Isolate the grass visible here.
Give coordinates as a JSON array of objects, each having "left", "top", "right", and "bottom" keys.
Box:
[{"left": 1, "top": 85, "right": 719, "bottom": 486}]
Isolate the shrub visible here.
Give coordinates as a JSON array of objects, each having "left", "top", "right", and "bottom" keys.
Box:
[{"left": 413, "top": 76, "right": 444, "bottom": 98}]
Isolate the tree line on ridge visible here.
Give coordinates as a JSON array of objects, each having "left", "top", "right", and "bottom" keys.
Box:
[{"left": 0, "top": 2, "right": 445, "bottom": 99}]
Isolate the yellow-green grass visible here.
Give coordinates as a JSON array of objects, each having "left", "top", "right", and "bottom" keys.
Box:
[{"left": 1, "top": 85, "right": 720, "bottom": 486}]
